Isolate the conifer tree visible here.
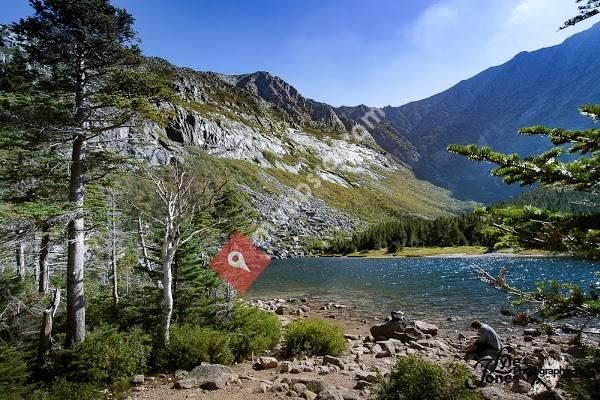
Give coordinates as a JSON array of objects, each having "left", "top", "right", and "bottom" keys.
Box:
[
  {"left": 448, "top": 105, "right": 600, "bottom": 258},
  {"left": 3, "top": 0, "right": 172, "bottom": 346}
]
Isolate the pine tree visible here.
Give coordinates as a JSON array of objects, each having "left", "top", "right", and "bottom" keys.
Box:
[
  {"left": 3, "top": 0, "right": 172, "bottom": 346},
  {"left": 448, "top": 105, "right": 600, "bottom": 258}
]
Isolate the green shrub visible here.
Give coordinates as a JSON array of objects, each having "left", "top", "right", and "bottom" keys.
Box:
[
  {"left": 372, "top": 355, "right": 481, "bottom": 400},
  {"left": 66, "top": 325, "right": 151, "bottom": 384},
  {"left": 227, "top": 306, "right": 281, "bottom": 360},
  {"left": 283, "top": 319, "right": 346, "bottom": 356},
  {"left": 0, "top": 345, "right": 29, "bottom": 400},
  {"left": 43, "top": 378, "right": 104, "bottom": 400},
  {"left": 162, "top": 325, "right": 233, "bottom": 370}
]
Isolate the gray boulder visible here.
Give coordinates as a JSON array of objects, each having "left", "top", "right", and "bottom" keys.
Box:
[
  {"left": 316, "top": 387, "right": 344, "bottom": 400},
  {"left": 414, "top": 320, "right": 439, "bottom": 336},
  {"left": 479, "top": 386, "right": 532, "bottom": 400},
  {"left": 322, "top": 355, "right": 345, "bottom": 370},
  {"left": 175, "top": 364, "right": 235, "bottom": 390}
]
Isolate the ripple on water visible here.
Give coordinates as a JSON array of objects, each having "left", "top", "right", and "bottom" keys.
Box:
[{"left": 246, "top": 256, "right": 599, "bottom": 326}]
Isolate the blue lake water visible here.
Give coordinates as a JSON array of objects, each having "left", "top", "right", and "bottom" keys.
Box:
[{"left": 246, "top": 256, "right": 599, "bottom": 326}]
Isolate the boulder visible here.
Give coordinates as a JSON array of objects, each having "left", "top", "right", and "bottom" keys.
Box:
[
  {"left": 391, "top": 311, "right": 405, "bottom": 321},
  {"left": 280, "top": 361, "right": 293, "bottom": 373},
  {"left": 322, "top": 355, "right": 345, "bottom": 370},
  {"left": 511, "top": 380, "right": 532, "bottom": 394},
  {"left": 276, "top": 305, "right": 290, "bottom": 315},
  {"left": 523, "top": 328, "right": 541, "bottom": 337},
  {"left": 289, "top": 378, "right": 328, "bottom": 394},
  {"left": 355, "top": 372, "right": 377, "bottom": 383},
  {"left": 479, "top": 386, "right": 531, "bottom": 400},
  {"left": 414, "top": 321, "right": 439, "bottom": 336},
  {"left": 397, "top": 327, "right": 425, "bottom": 342},
  {"left": 316, "top": 387, "right": 344, "bottom": 400},
  {"left": 293, "top": 383, "right": 307, "bottom": 393},
  {"left": 303, "top": 390, "right": 318, "bottom": 400},
  {"left": 176, "top": 364, "right": 235, "bottom": 390},
  {"left": 132, "top": 374, "right": 144, "bottom": 384},
  {"left": 354, "top": 380, "right": 370, "bottom": 389},
  {"left": 258, "top": 356, "right": 279, "bottom": 369},
  {"left": 370, "top": 320, "right": 406, "bottom": 339}
]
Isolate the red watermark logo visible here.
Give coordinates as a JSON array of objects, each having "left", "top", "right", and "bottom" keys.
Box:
[{"left": 209, "top": 232, "right": 271, "bottom": 293}]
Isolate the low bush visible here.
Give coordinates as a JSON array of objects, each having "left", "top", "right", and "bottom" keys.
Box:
[
  {"left": 283, "top": 319, "right": 346, "bottom": 356},
  {"left": 227, "top": 306, "right": 281, "bottom": 360},
  {"left": 42, "top": 378, "right": 104, "bottom": 400},
  {"left": 371, "top": 355, "right": 481, "bottom": 400},
  {"left": 65, "top": 325, "right": 151, "bottom": 385},
  {"left": 0, "top": 345, "right": 29, "bottom": 400},
  {"left": 161, "top": 324, "right": 233, "bottom": 370}
]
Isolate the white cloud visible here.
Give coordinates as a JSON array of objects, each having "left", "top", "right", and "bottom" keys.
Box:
[{"left": 283, "top": 0, "right": 599, "bottom": 107}]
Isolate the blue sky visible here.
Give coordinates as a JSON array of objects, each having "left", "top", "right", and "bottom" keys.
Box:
[{"left": 1, "top": 0, "right": 597, "bottom": 106}]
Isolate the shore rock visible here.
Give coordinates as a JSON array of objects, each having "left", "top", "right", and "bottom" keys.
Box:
[
  {"left": 258, "top": 356, "right": 279, "bottom": 369},
  {"left": 175, "top": 364, "right": 235, "bottom": 390},
  {"left": 414, "top": 321, "right": 439, "bottom": 336},
  {"left": 479, "top": 386, "right": 532, "bottom": 400},
  {"left": 316, "top": 387, "right": 344, "bottom": 400},
  {"left": 322, "top": 355, "right": 345, "bottom": 370},
  {"left": 370, "top": 320, "right": 425, "bottom": 342}
]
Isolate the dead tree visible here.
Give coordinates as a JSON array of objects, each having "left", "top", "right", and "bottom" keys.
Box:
[
  {"left": 38, "top": 288, "right": 61, "bottom": 364},
  {"left": 110, "top": 190, "right": 119, "bottom": 305},
  {"left": 135, "top": 163, "right": 225, "bottom": 347}
]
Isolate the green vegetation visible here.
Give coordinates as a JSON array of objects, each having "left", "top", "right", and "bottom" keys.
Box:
[
  {"left": 62, "top": 325, "right": 151, "bottom": 385},
  {"left": 328, "top": 214, "right": 490, "bottom": 255},
  {"left": 160, "top": 325, "right": 234, "bottom": 369},
  {"left": 0, "top": 345, "right": 29, "bottom": 400},
  {"left": 372, "top": 355, "right": 481, "bottom": 400},
  {"left": 158, "top": 306, "right": 281, "bottom": 370},
  {"left": 283, "top": 319, "right": 347, "bottom": 356},
  {"left": 341, "top": 245, "right": 489, "bottom": 257},
  {"left": 225, "top": 306, "right": 282, "bottom": 361}
]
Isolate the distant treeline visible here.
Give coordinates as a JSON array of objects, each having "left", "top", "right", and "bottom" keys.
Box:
[
  {"left": 328, "top": 213, "right": 490, "bottom": 254},
  {"left": 498, "top": 189, "right": 600, "bottom": 214},
  {"left": 328, "top": 189, "right": 600, "bottom": 255}
]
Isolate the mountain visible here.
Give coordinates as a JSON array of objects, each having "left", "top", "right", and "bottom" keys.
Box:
[
  {"left": 1, "top": 26, "right": 474, "bottom": 258},
  {"left": 352, "top": 23, "right": 600, "bottom": 202}
]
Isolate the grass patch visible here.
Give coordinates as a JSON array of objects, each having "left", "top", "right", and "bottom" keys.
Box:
[{"left": 340, "top": 246, "right": 489, "bottom": 258}]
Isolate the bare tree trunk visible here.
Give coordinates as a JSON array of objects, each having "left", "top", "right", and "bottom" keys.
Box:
[
  {"left": 66, "top": 134, "right": 86, "bottom": 347},
  {"left": 110, "top": 191, "right": 119, "bottom": 305},
  {"left": 137, "top": 214, "right": 162, "bottom": 289},
  {"left": 160, "top": 245, "right": 174, "bottom": 347},
  {"left": 39, "top": 233, "right": 50, "bottom": 294},
  {"left": 38, "top": 288, "right": 61, "bottom": 364},
  {"left": 31, "top": 241, "right": 39, "bottom": 287},
  {"left": 16, "top": 241, "right": 25, "bottom": 281}
]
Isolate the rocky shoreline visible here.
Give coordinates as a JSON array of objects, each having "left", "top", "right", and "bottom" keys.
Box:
[{"left": 127, "top": 296, "right": 597, "bottom": 400}]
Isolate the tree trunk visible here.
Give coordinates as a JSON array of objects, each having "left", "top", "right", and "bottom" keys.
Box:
[
  {"left": 137, "top": 215, "right": 162, "bottom": 289},
  {"left": 16, "top": 241, "right": 25, "bottom": 281},
  {"left": 66, "top": 134, "right": 86, "bottom": 347},
  {"left": 110, "top": 191, "right": 119, "bottom": 305},
  {"left": 38, "top": 233, "right": 50, "bottom": 294},
  {"left": 38, "top": 288, "right": 61, "bottom": 364},
  {"left": 160, "top": 245, "right": 174, "bottom": 347}
]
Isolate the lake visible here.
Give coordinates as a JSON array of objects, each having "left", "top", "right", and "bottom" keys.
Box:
[{"left": 246, "top": 256, "right": 599, "bottom": 327}]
